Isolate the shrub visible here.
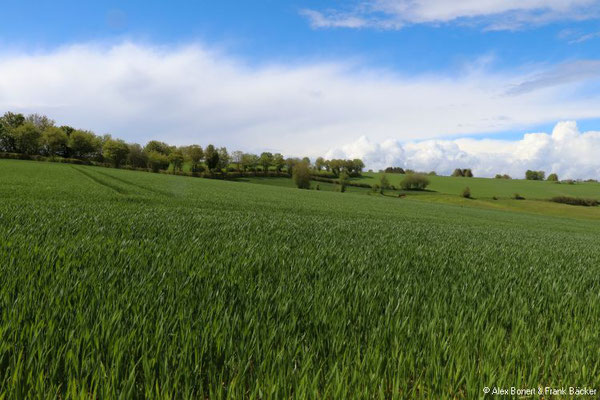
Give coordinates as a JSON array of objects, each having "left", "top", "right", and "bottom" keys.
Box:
[
  {"left": 400, "top": 174, "right": 430, "bottom": 190},
  {"left": 384, "top": 167, "right": 405, "bottom": 174},
  {"left": 512, "top": 193, "right": 525, "bottom": 200},
  {"left": 547, "top": 173, "right": 559, "bottom": 182},
  {"left": 293, "top": 162, "right": 311, "bottom": 189},
  {"left": 492, "top": 196, "right": 498, "bottom": 200},
  {"left": 495, "top": 174, "right": 511, "bottom": 179},
  {"left": 147, "top": 151, "right": 170, "bottom": 173},
  {"left": 550, "top": 196, "right": 599, "bottom": 207},
  {"left": 462, "top": 187, "right": 471, "bottom": 199},
  {"left": 452, "top": 168, "right": 473, "bottom": 177},
  {"left": 525, "top": 170, "right": 545, "bottom": 180}
]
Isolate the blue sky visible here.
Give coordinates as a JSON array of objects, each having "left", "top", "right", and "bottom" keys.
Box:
[
  {"left": 3, "top": 0, "right": 599, "bottom": 73},
  {"left": 2, "top": 0, "right": 600, "bottom": 177}
]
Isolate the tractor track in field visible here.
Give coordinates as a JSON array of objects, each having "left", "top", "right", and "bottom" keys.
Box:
[
  {"left": 93, "top": 169, "right": 174, "bottom": 197},
  {"left": 71, "top": 166, "right": 131, "bottom": 195}
]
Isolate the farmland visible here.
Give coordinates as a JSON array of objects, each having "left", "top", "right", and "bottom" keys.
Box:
[{"left": 2, "top": 159, "right": 600, "bottom": 398}]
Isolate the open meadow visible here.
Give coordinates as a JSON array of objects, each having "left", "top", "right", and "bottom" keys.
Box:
[{"left": 2, "top": 159, "right": 600, "bottom": 398}]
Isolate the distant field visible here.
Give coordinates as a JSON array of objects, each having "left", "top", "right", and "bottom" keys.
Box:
[
  {"left": 2, "top": 159, "right": 600, "bottom": 398},
  {"left": 356, "top": 172, "right": 600, "bottom": 199}
]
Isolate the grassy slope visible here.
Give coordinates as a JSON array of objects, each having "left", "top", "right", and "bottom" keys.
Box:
[
  {"left": 2, "top": 159, "right": 600, "bottom": 398},
  {"left": 356, "top": 172, "right": 600, "bottom": 199}
]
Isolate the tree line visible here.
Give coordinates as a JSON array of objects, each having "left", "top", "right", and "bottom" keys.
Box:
[{"left": 0, "top": 112, "right": 364, "bottom": 177}]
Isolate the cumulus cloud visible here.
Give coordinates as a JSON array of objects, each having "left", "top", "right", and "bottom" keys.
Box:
[
  {"left": 1, "top": 42, "right": 600, "bottom": 162},
  {"left": 326, "top": 121, "right": 600, "bottom": 179},
  {"left": 302, "top": 0, "right": 600, "bottom": 30}
]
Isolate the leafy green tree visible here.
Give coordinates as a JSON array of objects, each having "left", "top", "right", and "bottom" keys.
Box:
[
  {"left": 231, "top": 151, "right": 244, "bottom": 171},
  {"left": 186, "top": 145, "right": 204, "bottom": 171},
  {"left": 352, "top": 159, "right": 365, "bottom": 174},
  {"left": 69, "top": 130, "right": 101, "bottom": 159},
  {"left": 379, "top": 174, "right": 390, "bottom": 194},
  {"left": 293, "top": 161, "right": 311, "bottom": 189},
  {"left": 273, "top": 153, "right": 285, "bottom": 172},
  {"left": 259, "top": 152, "right": 273, "bottom": 173},
  {"left": 1, "top": 112, "right": 25, "bottom": 129},
  {"left": 13, "top": 123, "right": 41, "bottom": 154},
  {"left": 525, "top": 170, "right": 545, "bottom": 180},
  {"left": 339, "top": 172, "right": 349, "bottom": 192},
  {"left": 286, "top": 157, "right": 300, "bottom": 175},
  {"left": 41, "top": 127, "right": 68, "bottom": 156},
  {"left": 204, "top": 145, "right": 219, "bottom": 171},
  {"left": 217, "top": 147, "right": 229, "bottom": 171},
  {"left": 242, "top": 153, "right": 259, "bottom": 171},
  {"left": 25, "top": 113, "right": 55, "bottom": 131},
  {"left": 547, "top": 173, "right": 559, "bottom": 182},
  {"left": 147, "top": 151, "right": 169, "bottom": 172},
  {"left": 315, "top": 157, "right": 326, "bottom": 171},
  {"left": 103, "top": 139, "right": 130, "bottom": 168},
  {"left": 168, "top": 149, "right": 185, "bottom": 172},
  {"left": 144, "top": 140, "right": 172, "bottom": 156},
  {"left": 127, "top": 143, "right": 148, "bottom": 168}
]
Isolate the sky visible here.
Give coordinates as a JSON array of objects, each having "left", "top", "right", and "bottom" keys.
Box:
[{"left": 1, "top": 0, "right": 600, "bottom": 178}]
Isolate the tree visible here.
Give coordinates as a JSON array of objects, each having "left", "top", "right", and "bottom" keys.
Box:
[
  {"left": 26, "top": 113, "right": 54, "bottom": 131},
  {"left": 127, "top": 143, "right": 148, "bottom": 168},
  {"left": 286, "top": 157, "right": 300, "bottom": 175},
  {"left": 452, "top": 168, "right": 473, "bottom": 177},
  {"left": 293, "top": 161, "right": 311, "bottom": 189},
  {"left": 144, "top": 140, "right": 172, "bottom": 156},
  {"left": 13, "top": 123, "right": 41, "bottom": 154},
  {"left": 147, "top": 151, "right": 169, "bottom": 172},
  {"left": 547, "top": 173, "right": 559, "bottom": 182},
  {"left": 385, "top": 167, "right": 405, "bottom": 174},
  {"left": 242, "top": 153, "right": 259, "bottom": 172},
  {"left": 352, "top": 159, "right": 365, "bottom": 175},
  {"left": 339, "top": 172, "right": 349, "bottom": 192},
  {"left": 187, "top": 145, "right": 204, "bottom": 171},
  {"left": 41, "top": 127, "right": 68, "bottom": 157},
  {"left": 168, "top": 149, "right": 185, "bottom": 172},
  {"left": 315, "top": 157, "right": 326, "bottom": 171},
  {"left": 525, "top": 170, "right": 545, "bottom": 180},
  {"left": 329, "top": 159, "right": 342, "bottom": 177},
  {"left": 217, "top": 147, "right": 230, "bottom": 171},
  {"left": 259, "top": 152, "right": 273, "bottom": 173},
  {"left": 273, "top": 153, "right": 285, "bottom": 173},
  {"left": 204, "top": 145, "right": 219, "bottom": 171},
  {"left": 302, "top": 157, "right": 311, "bottom": 167},
  {"left": 103, "top": 139, "right": 130, "bottom": 168},
  {"left": 495, "top": 174, "right": 511, "bottom": 179},
  {"left": 452, "top": 168, "right": 464, "bottom": 177},
  {"left": 1, "top": 112, "right": 25, "bottom": 129},
  {"left": 231, "top": 150, "right": 244, "bottom": 171},
  {"left": 379, "top": 174, "right": 390, "bottom": 194},
  {"left": 400, "top": 174, "right": 430, "bottom": 190},
  {"left": 69, "top": 130, "right": 101, "bottom": 159}
]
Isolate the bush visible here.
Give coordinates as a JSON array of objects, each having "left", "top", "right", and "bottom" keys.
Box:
[
  {"left": 492, "top": 196, "right": 498, "bottom": 200},
  {"left": 495, "top": 174, "right": 511, "bottom": 179},
  {"left": 547, "top": 173, "right": 559, "bottom": 182},
  {"left": 452, "top": 168, "right": 473, "bottom": 177},
  {"left": 293, "top": 162, "right": 311, "bottom": 189},
  {"left": 550, "top": 196, "right": 599, "bottom": 207},
  {"left": 384, "top": 167, "right": 405, "bottom": 174},
  {"left": 525, "top": 170, "right": 545, "bottom": 180},
  {"left": 400, "top": 174, "right": 430, "bottom": 190},
  {"left": 512, "top": 193, "right": 525, "bottom": 200},
  {"left": 462, "top": 187, "right": 471, "bottom": 199}
]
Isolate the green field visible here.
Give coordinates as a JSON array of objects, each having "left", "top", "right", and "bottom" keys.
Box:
[
  {"left": 355, "top": 172, "right": 600, "bottom": 200},
  {"left": 2, "top": 159, "right": 600, "bottom": 398}
]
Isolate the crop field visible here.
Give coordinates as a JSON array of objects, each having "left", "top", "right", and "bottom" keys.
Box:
[
  {"left": 356, "top": 172, "right": 600, "bottom": 200},
  {"left": 2, "top": 159, "right": 600, "bottom": 398}
]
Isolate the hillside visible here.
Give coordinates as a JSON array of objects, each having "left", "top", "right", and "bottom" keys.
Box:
[{"left": 2, "top": 159, "right": 600, "bottom": 398}]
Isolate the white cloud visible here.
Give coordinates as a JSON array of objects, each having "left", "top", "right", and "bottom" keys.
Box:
[
  {"left": 303, "top": 0, "right": 600, "bottom": 30},
  {"left": 327, "top": 121, "right": 600, "bottom": 179},
  {"left": 1, "top": 42, "right": 600, "bottom": 166}
]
